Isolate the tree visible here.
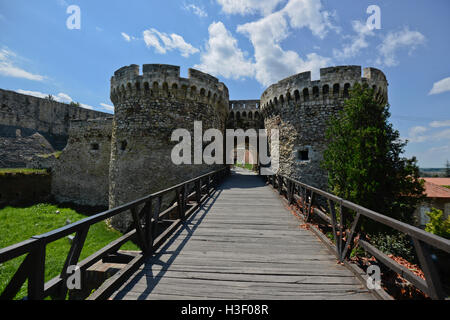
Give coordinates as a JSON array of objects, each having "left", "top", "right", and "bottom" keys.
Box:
[
  {"left": 322, "top": 83, "right": 425, "bottom": 234},
  {"left": 69, "top": 101, "right": 81, "bottom": 107}
]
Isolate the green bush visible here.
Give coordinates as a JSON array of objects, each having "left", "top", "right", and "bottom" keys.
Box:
[
  {"left": 425, "top": 208, "right": 450, "bottom": 239},
  {"left": 370, "top": 232, "right": 416, "bottom": 262}
]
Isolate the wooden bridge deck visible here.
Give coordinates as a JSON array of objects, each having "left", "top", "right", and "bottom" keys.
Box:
[{"left": 110, "top": 168, "right": 375, "bottom": 300}]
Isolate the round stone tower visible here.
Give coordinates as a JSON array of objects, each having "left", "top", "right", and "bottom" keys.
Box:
[
  {"left": 109, "top": 64, "right": 229, "bottom": 231},
  {"left": 260, "top": 65, "right": 388, "bottom": 190}
]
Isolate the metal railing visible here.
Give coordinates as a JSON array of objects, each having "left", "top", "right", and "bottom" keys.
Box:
[
  {"left": 267, "top": 173, "right": 450, "bottom": 300},
  {"left": 0, "top": 167, "right": 229, "bottom": 300}
]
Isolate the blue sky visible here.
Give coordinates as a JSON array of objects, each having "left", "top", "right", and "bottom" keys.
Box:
[{"left": 0, "top": 0, "right": 449, "bottom": 167}]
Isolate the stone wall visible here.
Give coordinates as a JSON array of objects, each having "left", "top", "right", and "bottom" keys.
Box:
[
  {"left": 51, "top": 118, "right": 113, "bottom": 207},
  {"left": 0, "top": 131, "right": 54, "bottom": 168},
  {"left": 227, "top": 100, "right": 263, "bottom": 130},
  {"left": 108, "top": 64, "right": 229, "bottom": 231},
  {"left": 0, "top": 171, "right": 52, "bottom": 207},
  {"left": 0, "top": 88, "right": 109, "bottom": 150},
  {"left": 260, "top": 66, "right": 388, "bottom": 190}
]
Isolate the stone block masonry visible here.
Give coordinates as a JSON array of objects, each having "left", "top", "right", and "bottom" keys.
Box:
[
  {"left": 260, "top": 65, "right": 388, "bottom": 190},
  {"left": 51, "top": 118, "right": 113, "bottom": 207},
  {"left": 0, "top": 88, "right": 109, "bottom": 150},
  {"left": 108, "top": 64, "right": 229, "bottom": 231}
]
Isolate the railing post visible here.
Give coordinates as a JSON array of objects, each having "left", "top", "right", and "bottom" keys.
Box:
[
  {"left": 177, "top": 184, "right": 187, "bottom": 221},
  {"left": 131, "top": 207, "right": 148, "bottom": 253},
  {"left": 277, "top": 175, "right": 282, "bottom": 195},
  {"left": 340, "top": 212, "right": 360, "bottom": 262},
  {"left": 196, "top": 179, "right": 202, "bottom": 203},
  {"left": 57, "top": 226, "right": 90, "bottom": 299},
  {"left": 28, "top": 237, "right": 46, "bottom": 300},
  {"left": 288, "top": 180, "right": 295, "bottom": 205},
  {"left": 149, "top": 196, "right": 162, "bottom": 253},
  {"left": 327, "top": 200, "right": 340, "bottom": 258},
  {"left": 412, "top": 238, "right": 445, "bottom": 300}
]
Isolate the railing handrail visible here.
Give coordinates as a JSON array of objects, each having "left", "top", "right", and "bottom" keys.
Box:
[
  {"left": 0, "top": 167, "right": 225, "bottom": 253},
  {"left": 268, "top": 173, "right": 449, "bottom": 300},
  {"left": 0, "top": 166, "right": 229, "bottom": 300},
  {"left": 282, "top": 175, "right": 450, "bottom": 253}
]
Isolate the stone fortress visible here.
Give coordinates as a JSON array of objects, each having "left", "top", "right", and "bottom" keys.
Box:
[
  {"left": 261, "top": 66, "right": 388, "bottom": 190},
  {"left": 0, "top": 64, "right": 388, "bottom": 231},
  {"left": 0, "top": 88, "right": 109, "bottom": 167}
]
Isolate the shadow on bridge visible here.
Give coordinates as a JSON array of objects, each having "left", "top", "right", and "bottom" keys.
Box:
[{"left": 113, "top": 188, "right": 223, "bottom": 300}]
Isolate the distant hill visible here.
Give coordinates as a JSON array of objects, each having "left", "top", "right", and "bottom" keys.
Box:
[{"left": 420, "top": 168, "right": 447, "bottom": 177}]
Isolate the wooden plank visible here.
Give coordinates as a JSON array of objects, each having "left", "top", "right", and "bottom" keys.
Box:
[{"left": 110, "top": 169, "right": 375, "bottom": 300}]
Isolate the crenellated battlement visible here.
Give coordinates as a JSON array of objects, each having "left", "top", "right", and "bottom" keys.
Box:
[
  {"left": 110, "top": 64, "right": 229, "bottom": 111},
  {"left": 260, "top": 65, "right": 388, "bottom": 114}
]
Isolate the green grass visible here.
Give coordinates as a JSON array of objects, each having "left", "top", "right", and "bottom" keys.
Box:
[
  {"left": 0, "top": 168, "right": 48, "bottom": 176},
  {"left": 443, "top": 185, "right": 450, "bottom": 189},
  {"left": 235, "top": 163, "right": 254, "bottom": 171},
  {"left": 37, "top": 151, "right": 62, "bottom": 159},
  {"left": 0, "top": 203, "right": 139, "bottom": 300}
]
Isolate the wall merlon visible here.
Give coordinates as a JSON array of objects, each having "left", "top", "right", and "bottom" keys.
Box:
[
  {"left": 260, "top": 65, "right": 388, "bottom": 110},
  {"left": 143, "top": 64, "right": 180, "bottom": 78},
  {"left": 110, "top": 64, "right": 230, "bottom": 108},
  {"left": 113, "top": 64, "right": 140, "bottom": 81},
  {"left": 188, "top": 68, "right": 219, "bottom": 85},
  {"left": 363, "top": 67, "right": 387, "bottom": 83},
  {"left": 320, "top": 66, "right": 361, "bottom": 81}
]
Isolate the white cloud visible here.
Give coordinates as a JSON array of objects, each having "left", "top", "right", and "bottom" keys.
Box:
[
  {"left": 236, "top": 0, "right": 332, "bottom": 86},
  {"left": 429, "top": 77, "right": 450, "bottom": 95},
  {"left": 15, "top": 89, "right": 96, "bottom": 110},
  {"left": 0, "top": 48, "right": 46, "bottom": 81},
  {"left": 333, "top": 20, "right": 374, "bottom": 60},
  {"left": 407, "top": 125, "right": 450, "bottom": 143},
  {"left": 217, "top": 0, "right": 284, "bottom": 16},
  {"left": 121, "top": 32, "right": 132, "bottom": 42},
  {"left": 56, "top": 0, "right": 68, "bottom": 7},
  {"left": 100, "top": 103, "right": 114, "bottom": 112},
  {"left": 16, "top": 90, "right": 72, "bottom": 103},
  {"left": 143, "top": 28, "right": 199, "bottom": 57},
  {"left": 195, "top": 22, "right": 255, "bottom": 80},
  {"left": 283, "top": 0, "right": 337, "bottom": 39},
  {"left": 79, "top": 103, "right": 94, "bottom": 110},
  {"left": 408, "top": 126, "right": 428, "bottom": 143},
  {"left": 184, "top": 4, "right": 208, "bottom": 18},
  {"left": 430, "top": 120, "right": 450, "bottom": 128},
  {"left": 376, "top": 27, "right": 426, "bottom": 67}
]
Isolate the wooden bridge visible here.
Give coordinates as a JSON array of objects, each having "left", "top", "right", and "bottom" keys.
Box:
[
  {"left": 110, "top": 168, "right": 372, "bottom": 300},
  {"left": 1, "top": 167, "right": 449, "bottom": 300}
]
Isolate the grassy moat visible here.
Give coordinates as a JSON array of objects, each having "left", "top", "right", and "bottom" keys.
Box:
[{"left": 0, "top": 203, "right": 139, "bottom": 300}]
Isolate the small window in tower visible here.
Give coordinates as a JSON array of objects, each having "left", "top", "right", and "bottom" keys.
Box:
[
  {"left": 120, "top": 140, "right": 127, "bottom": 151},
  {"left": 298, "top": 149, "right": 309, "bottom": 161},
  {"left": 91, "top": 143, "right": 99, "bottom": 151}
]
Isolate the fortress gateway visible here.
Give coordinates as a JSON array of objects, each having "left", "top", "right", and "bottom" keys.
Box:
[{"left": 0, "top": 64, "right": 388, "bottom": 232}]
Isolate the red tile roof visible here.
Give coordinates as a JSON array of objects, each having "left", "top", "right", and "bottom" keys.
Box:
[
  {"left": 422, "top": 178, "right": 450, "bottom": 187},
  {"left": 423, "top": 181, "right": 450, "bottom": 199}
]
